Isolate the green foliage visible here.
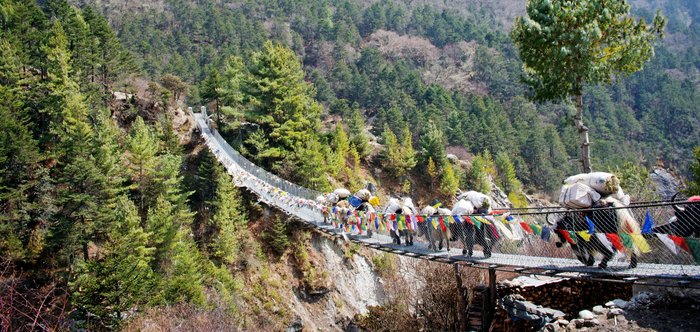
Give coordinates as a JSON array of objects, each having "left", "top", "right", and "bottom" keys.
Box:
[
  {"left": 266, "top": 216, "right": 290, "bottom": 256},
  {"left": 419, "top": 120, "right": 446, "bottom": 165},
  {"left": 211, "top": 166, "right": 247, "bottom": 265},
  {"left": 439, "top": 161, "right": 459, "bottom": 198},
  {"left": 494, "top": 151, "right": 522, "bottom": 195},
  {"left": 612, "top": 162, "right": 659, "bottom": 201},
  {"left": 381, "top": 124, "right": 416, "bottom": 177},
  {"left": 684, "top": 147, "right": 700, "bottom": 196},
  {"left": 466, "top": 153, "right": 492, "bottom": 194},
  {"left": 511, "top": 0, "right": 666, "bottom": 101},
  {"left": 71, "top": 196, "right": 156, "bottom": 328},
  {"left": 348, "top": 109, "right": 370, "bottom": 158}
]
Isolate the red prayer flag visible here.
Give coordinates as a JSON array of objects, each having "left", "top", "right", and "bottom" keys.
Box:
[
  {"left": 558, "top": 229, "right": 575, "bottom": 244},
  {"left": 606, "top": 233, "right": 625, "bottom": 251},
  {"left": 463, "top": 216, "right": 474, "bottom": 225},
  {"left": 390, "top": 214, "right": 397, "bottom": 221},
  {"left": 520, "top": 222, "right": 533, "bottom": 234},
  {"left": 669, "top": 235, "right": 690, "bottom": 252},
  {"left": 438, "top": 216, "right": 447, "bottom": 232},
  {"left": 416, "top": 215, "right": 425, "bottom": 223}
]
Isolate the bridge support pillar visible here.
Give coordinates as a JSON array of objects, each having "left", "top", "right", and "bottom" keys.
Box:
[
  {"left": 486, "top": 265, "right": 497, "bottom": 330},
  {"left": 454, "top": 264, "right": 468, "bottom": 331}
]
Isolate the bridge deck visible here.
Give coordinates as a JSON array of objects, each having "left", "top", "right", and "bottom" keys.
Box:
[{"left": 193, "top": 112, "right": 700, "bottom": 282}]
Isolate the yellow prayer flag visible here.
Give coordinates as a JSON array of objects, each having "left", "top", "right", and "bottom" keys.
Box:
[
  {"left": 631, "top": 234, "right": 651, "bottom": 253},
  {"left": 577, "top": 231, "right": 592, "bottom": 242}
]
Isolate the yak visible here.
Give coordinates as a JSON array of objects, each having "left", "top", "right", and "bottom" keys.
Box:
[
  {"left": 652, "top": 194, "right": 700, "bottom": 237},
  {"left": 419, "top": 206, "right": 452, "bottom": 252},
  {"left": 552, "top": 197, "right": 640, "bottom": 269},
  {"left": 384, "top": 197, "right": 418, "bottom": 246},
  {"left": 450, "top": 199, "right": 493, "bottom": 258}
]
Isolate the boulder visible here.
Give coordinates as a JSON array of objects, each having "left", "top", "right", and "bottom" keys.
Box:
[
  {"left": 605, "top": 299, "right": 628, "bottom": 308},
  {"left": 571, "top": 318, "right": 585, "bottom": 328},
  {"left": 579, "top": 310, "right": 595, "bottom": 320},
  {"left": 592, "top": 305, "right": 606, "bottom": 315}
]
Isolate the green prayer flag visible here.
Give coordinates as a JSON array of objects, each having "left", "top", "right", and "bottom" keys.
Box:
[
  {"left": 619, "top": 233, "right": 634, "bottom": 249},
  {"left": 531, "top": 224, "right": 542, "bottom": 236},
  {"left": 567, "top": 231, "right": 578, "bottom": 244},
  {"left": 686, "top": 238, "right": 700, "bottom": 263}
]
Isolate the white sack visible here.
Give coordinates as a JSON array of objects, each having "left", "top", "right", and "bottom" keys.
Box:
[
  {"left": 451, "top": 199, "right": 475, "bottom": 216},
  {"left": 457, "top": 191, "right": 491, "bottom": 209},
  {"left": 564, "top": 172, "right": 620, "bottom": 195},
  {"left": 559, "top": 183, "right": 601, "bottom": 209},
  {"left": 355, "top": 189, "right": 371, "bottom": 201},
  {"left": 421, "top": 206, "right": 437, "bottom": 215},
  {"left": 334, "top": 188, "right": 351, "bottom": 198}
]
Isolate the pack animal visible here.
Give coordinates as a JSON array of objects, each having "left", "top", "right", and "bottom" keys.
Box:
[
  {"left": 450, "top": 199, "right": 493, "bottom": 257},
  {"left": 652, "top": 194, "right": 700, "bottom": 237},
  {"left": 552, "top": 197, "right": 639, "bottom": 269},
  {"left": 384, "top": 197, "right": 417, "bottom": 246},
  {"left": 419, "top": 206, "right": 452, "bottom": 252}
]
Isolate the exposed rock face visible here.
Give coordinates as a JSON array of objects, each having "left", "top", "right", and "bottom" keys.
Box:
[{"left": 650, "top": 167, "right": 683, "bottom": 200}]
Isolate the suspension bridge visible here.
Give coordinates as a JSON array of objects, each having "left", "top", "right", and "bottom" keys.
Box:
[{"left": 191, "top": 108, "right": 700, "bottom": 289}]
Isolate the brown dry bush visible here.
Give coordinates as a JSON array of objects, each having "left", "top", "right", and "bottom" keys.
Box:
[{"left": 121, "top": 303, "right": 237, "bottom": 332}]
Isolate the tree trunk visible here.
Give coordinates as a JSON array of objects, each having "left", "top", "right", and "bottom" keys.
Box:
[{"left": 574, "top": 93, "right": 592, "bottom": 173}]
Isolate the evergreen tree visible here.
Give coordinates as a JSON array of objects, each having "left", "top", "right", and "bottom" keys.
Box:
[
  {"left": 146, "top": 196, "right": 178, "bottom": 268},
  {"left": 348, "top": 108, "right": 370, "bottom": 158},
  {"left": 494, "top": 151, "right": 522, "bottom": 195},
  {"left": 332, "top": 124, "right": 350, "bottom": 178},
  {"left": 266, "top": 216, "right": 290, "bottom": 255},
  {"left": 162, "top": 228, "right": 207, "bottom": 306},
  {"left": 685, "top": 147, "right": 700, "bottom": 196},
  {"left": 512, "top": 0, "right": 665, "bottom": 172},
  {"left": 419, "top": 120, "right": 446, "bottom": 165},
  {"left": 71, "top": 196, "right": 156, "bottom": 327},
  {"left": 211, "top": 167, "right": 247, "bottom": 265},
  {"left": 426, "top": 157, "right": 437, "bottom": 190},
  {"left": 126, "top": 117, "right": 159, "bottom": 217},
  {"left": 439, "top": 160, "right": 459, "bottom": 198}
]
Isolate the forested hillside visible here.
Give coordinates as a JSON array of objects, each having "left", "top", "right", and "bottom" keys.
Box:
[
  {"left": 1, "top": 0, "right": 700, "bottom": 330},
  {"left": 77, "top": 0, "right": 699, "bottom": 197}
]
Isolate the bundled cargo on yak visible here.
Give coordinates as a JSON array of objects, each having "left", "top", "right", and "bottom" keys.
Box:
[
  {"left": 564, "top": 172, "right": 620, "bottom": 195},
  {"left": 333, "top": 188, "right": 351, "bottom": 199},
  {"left": 559, "top": 172, "right": 630, "bottom": 208},
  {"left": 456, "top": 191, "right": 491, "bottom": 209},
  {"left": 354, "top": 189, "right": 371, "bottom": 202},
  {"left": 559, "top": 182, "right": 602, "bottom": 209}
]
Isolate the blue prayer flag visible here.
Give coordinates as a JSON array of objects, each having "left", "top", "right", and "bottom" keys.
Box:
[
  {"left": 541, "top": 226, "right": 551, "bottom": 241},
  {"left": 585, "top": 215, "right": 595, "bottom": 234},
  {"left": 642, "top": 211, "right": 654, "bottom": 234}
]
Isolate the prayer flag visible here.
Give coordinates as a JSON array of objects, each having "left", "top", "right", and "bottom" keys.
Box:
[
  {"left": 531, "top": 224, "right": 542, "bottom": 236},
  {"left": 463, "top": 216, "right": 474, "bottom": 225},
  {"left": 656, "top": 233, "right": 678, "bottom": 255},
  {"left": 585, "top": 215, "right": 595, "bottom": 234},
  {"left": 494, "top": 220, "right": 515, "bottom": 240},
  {"left": 642, "top": 212, "right": 654, "bottom": 234},
  {"left": 669, "top": 235, "right": 690, "bottom": 252},
  {"left": 618, "top": 233, "right": 634, "bottom": 249},
  {"left": 438, "top": 216, "right": 447, "bottom": 232},
  {"left": 577, "top": 231, "right": 592, "bottom": 242},
  {"left": 595, "top": 233, "right": 614, "bottom": 253},
  {"left": 541, "top": 226, "right": 551, "bottom": 241},
  {"left": 606, "top": 233, "right": 625, "bottom": 251},
  {"left": 558, "top": 229, "right": 575, "bottom": 244},
  {"left": 520, "top": 222, "right": 533, "bottom": 234},
  {"left": 685, "top": 238, "right": 700, "bottom": 263},
  {"left": 453, "top": 215, "right": 461, "bottom": 224},
  {"left": 630, "top": 234, "right": 651, "bottom": 253},
  {"left": 489, "top": 224, "right": 500, "bottom": 240},
  {"left": 430, "top": 216, "right": 438, "bottom": 230}
]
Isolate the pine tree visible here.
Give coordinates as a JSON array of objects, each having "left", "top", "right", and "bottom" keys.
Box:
[
  {"left": 267, "top": 216, "right": 290, "bottom": 255},
  {"left": 348, "top": 109, "right": 370, "bottom": 158},
  {"left": 242, "top": 41, "right": 323, "bottom": 174},
  {"left": 162, "top": 228, "right": 207, "bottom": 306},
  {"left": 419, "top": 120, "right": 446, "bottom": 165},
  {"left": 219, "top": 55, "right": 245, "bottom": 130},
  {"left": 467, "top": 154, "right": 492, "bottom": 194},
  {"left": 146, "top": 196, "right": 178, "bottom": 268},
  {"left": 685, "top": 147, "right": 700, "bottom": 196},
  {"left": 426, "top": 157, "right": 437, "bottom": 190},
  {"left": 494, "top": 151, "right": 522, "bottom": 195},
  {"left": 211, "top": 168, "right": 247, "bottom": 265},
  {"left": 398, "top": 125, "right": 417, "bottom": 173},
  {"left": 71, "top": 196, "right": 156, "bottom": 327},
  {"left": 440, "top": 160, "right": 459, "bottom": 198},
  {"left": 126, "top": 117, "right": 159, "bottom": 216},
  {"left": 331, "top": 124, "right": 350, "bottom": 178}
]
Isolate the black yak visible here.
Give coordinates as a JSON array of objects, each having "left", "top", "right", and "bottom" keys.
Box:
[{"left": 652, "top": 194, "right": 700, "bottom": 237}]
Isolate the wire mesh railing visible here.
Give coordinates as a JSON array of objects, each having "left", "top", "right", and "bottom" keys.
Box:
[{"left": 192, "top": 108, "right": 700, "bottom": 279}]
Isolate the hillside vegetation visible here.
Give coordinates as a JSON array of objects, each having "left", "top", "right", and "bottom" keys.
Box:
[{"left": 2, "top": 0, "right": 700, "bottom": 330}]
